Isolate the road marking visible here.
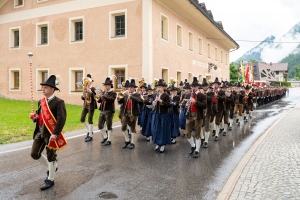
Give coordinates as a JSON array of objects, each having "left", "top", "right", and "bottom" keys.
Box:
[{"left": 0, "top": 125, "right": 121, "bottom": 155}]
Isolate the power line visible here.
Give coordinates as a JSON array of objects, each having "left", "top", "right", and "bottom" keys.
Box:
[{"left": 207, "top": 38, "right": 300, "bottom": 43}]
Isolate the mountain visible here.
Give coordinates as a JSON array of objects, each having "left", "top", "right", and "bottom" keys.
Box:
[{"left": 235, "top": 22, "right": 300, "bottom": 63}]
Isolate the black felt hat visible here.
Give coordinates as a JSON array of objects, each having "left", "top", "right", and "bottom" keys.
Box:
[
  {"left": 221, "top": 81, "right": 227, "bottom": 88},
  {"left": 87, "top": 74, "right": 93, "bottom": 82},
  {"left": 140, "top": 83, "right": 147, "bottom": 88},
  {"left": 124, "top": 80, "right": 130, "bottom": 87},
  {"left": 179, "top": 81, "right": 184, "bottom": 86},
  {"left": 146, "top": 84, "right": 153, "bottom": 91},
  {"left": 183, "top": 82, "right": 191, "bottom": 89},
  {"left": 169, "top": 84, "right": 178, "bottom": 91},
  {"left": 40, "top": 75, "right": 59, "bottom": 91},
  {"left": 129, "top": 79, "right": 138, "bottom": 88},
  {"left": 244, "top": 84, "right": 250, "bottom": 90},
  {"left": 212, "top": 77, "right": 221, "bottom": 85},
  {"left": 202, "top": 78, "right": 209, "bottom": 86},
  {"left": 156, "top": 79, "right": 165, "bottom": 87},
  {"left": 191, "top": 77, "right": 200, "bottom": 87},
  {"left": 103, "top": 77, "right": 113, "bottom": 85}
]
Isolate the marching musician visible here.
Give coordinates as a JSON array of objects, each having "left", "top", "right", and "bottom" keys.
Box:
[
  {"left": 228, "top": 82, "right": 235, "bottom": 131},
  {"left": 169, "top": 84, "right": 180, "bottom": 144},
  {"left": 151, "top": 79, "right": 171, "bottom": 153},
  {"left": 202, "top": 78, "right": 214, "bottom": 148},
  {"left": 233, "top": 82, "right": 245, "bottom": 126},
  {"left": 80, "top": 74, "right": 97, "bottom": 142},
  {"left": 141, "top": 84, "right": 154, "bottom": 141},
  {"left": 185, "top": 77, "right": 206, "bottom": 158},
  {"left": 221, "top": 81, "right": 233, "bottom": 136},
  {"left": 119, "top": 79, "right": 142, "bottom": 149},
  {"left": 210, "top": 77, "right": 225, "bottom": 141},
  {"left": 179, "top": 82, "right": 191, "bottom": 136},
  {"left": 243, "top": 84, "right": 253, "bottom": 122},
  {"left": 138, "top": 81, "right": 147, "bottom": 129},
  {"left": 95, "top": 77, "right": 117, "bottom": 145}
]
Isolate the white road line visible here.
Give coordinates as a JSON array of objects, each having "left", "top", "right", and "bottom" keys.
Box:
[{"left": 0, "top": 125, "right": 121, "bottom": 155}]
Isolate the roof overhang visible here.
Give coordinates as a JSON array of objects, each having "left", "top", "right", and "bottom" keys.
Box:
[{"left": 156, "top": 0, "right": 239, "bottom": 50}]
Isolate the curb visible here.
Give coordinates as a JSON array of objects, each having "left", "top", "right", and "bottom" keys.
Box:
[{"left": 216, "top": 107, "right": 294, "bottom": 200}]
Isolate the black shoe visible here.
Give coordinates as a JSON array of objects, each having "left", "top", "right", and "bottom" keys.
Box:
[
  {"left": 238, "top": 122, "right": 240, "bottom": 126},
  {"left": 203, "top": 142, "right": 208, "bottom": 148},
  {"left": 236, "top": 119, "right": 238, "bottom": 123},
  {"left": 154, "top": 146, "right": 160, "bottom": 151},
  {"left": 250, "top": 116, "right": 252, "bottom": 119},
  {"left": 212, "top": 130, "right": 216, "bottom": 137},
  {"left": 45, "top": 167, "right": 58, "bottom": 181},
  {"left": 84, "top": 132, "right": 89, "bottom": 139},
  {"left": 104, "top": 141, "right": 111, "bottom": 146},
  {"left": 219, "top": 128, "right": 224, "bottom": 134},
  {"left": 85, "top": 136, "right": 93, "bottom": 142},
  {"left": 128, "top": 143, "right": 135, "bottom": 149},
  {"left": 201, "top": 139, "right": 205, "bottom": 146},
  {"left": 40, "top": 179, "right": 54, "bottom": 190},
  {"left": 189, "top": 147, "right": 196, "bottom": 155},
  {"left": 122, "top": 141, "right": 130, "bottom": 148},
  {"left": 223, "top": 132, "right": 226, "bottom": 136},
  {"left": 101, "top": 138, "right": 108, "bottom": 144},
  {"left": 228, "top": 126, "right": 232, "bottom": 131},
  {"left": 193, "top": 151, "right": 199, "bottom": 158},
  {"left": 243, "top": 116, "right": 246, "bottom": 121},
  {"left": 214, "top": 136, "right": 219, "bottom": 141}
]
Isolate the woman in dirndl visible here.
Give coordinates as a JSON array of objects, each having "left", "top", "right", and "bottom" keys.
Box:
[
  {"left": 151, "top": 79, "right": 171, "bottom": 153},
  {"left": 141, "top": 84, "right": 154, "bottom": 141},
  {"left": 169, "top": 84, "right": 180, "bottom": 144}
]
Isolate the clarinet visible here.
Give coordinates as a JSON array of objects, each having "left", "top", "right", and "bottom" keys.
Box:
[
  {"left": 185, "top": 91, "right": 194, "bottom": 116},
  {"left": 152, "top": 91, "right": 159, "bottom": 112}
]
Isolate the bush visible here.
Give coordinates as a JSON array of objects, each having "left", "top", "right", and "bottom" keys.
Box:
[{"left": 273, "top": 81, "right": 291, "bottom": 87}]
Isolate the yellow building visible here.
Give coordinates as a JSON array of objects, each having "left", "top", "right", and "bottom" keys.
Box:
[{"left": 0, "top": 0, "right": 238, "bottom": 104}]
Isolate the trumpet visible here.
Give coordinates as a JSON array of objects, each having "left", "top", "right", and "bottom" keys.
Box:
[{"left": 94, "top": 87, "right": 103, "bottom": 101}]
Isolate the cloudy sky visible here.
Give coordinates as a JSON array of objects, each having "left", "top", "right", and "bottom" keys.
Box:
[{"left": 204, "top": 0, "right": 300, "bottom": 62}]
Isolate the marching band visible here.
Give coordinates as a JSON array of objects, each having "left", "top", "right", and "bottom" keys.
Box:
[{"left": 81, "top": 74, "right": 288, "bottom": 157}]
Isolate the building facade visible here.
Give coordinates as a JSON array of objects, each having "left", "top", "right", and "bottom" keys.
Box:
[
  {"left": 0, "top": 0, "right": 238, "bottom": 104},
  {"left": 252, "top": 62, "right": 288, "bottom": 82}
]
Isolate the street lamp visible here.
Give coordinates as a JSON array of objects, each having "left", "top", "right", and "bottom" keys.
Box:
[{"left": 28, "top": 52, "right": 34, "bottom": 113}]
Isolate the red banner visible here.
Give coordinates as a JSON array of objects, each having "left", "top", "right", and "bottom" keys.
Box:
[{"left": 41, "top": 97, "right": 67, "bottom": 150}]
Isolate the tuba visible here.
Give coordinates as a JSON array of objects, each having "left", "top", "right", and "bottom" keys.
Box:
[{"left": 83, "top": 77, "right": 92, "bottom": 104}]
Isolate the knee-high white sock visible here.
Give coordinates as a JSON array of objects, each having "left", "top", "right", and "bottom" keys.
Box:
[
  {"left": 215, "top": 125, "right": 220, "bottom": 137},
  {"left": 107, "top": 130, "right": 112, "bottom": 141},
  {"left": 82, "top": 122, "right": 89, "bottom": 130},
  {"left": 100, "top": 129, "right": 107, "bottom": 139},
  {"left": 249, "top": 111, "right": 252, "bottom": 117},
  {"left": 239, "top": 115, "right": 242, "bottom": 122},
  {"left": 200, "top": 129, "right": 204, "bottom": 139},
  {"left": 131, "top": 133, "right": 136, "bottom": 144},
  {"left": 229, "top": 119, "right": 233, "bottom": 126},
  {"left": 37, "top": 154, "right": 48, "bottom": 167},
  {"left": 187, "top": 137, "right": 195, "bottom": 147},
  {"left": 89, "top": 124, "right": 93, "bottom": 137},
  {"left": 220, "top": 121, "right": 224, "bottom": 129},
  {"left": 210, "top": 121, "right": 216, "bottom": 131},
  {"left": 127, "top": 125, "right": 131, "bottom": 134},
  {"left": 205, "top": 131, "right": 210, "bottom": 143},
  {"left": 195, "top": 139, "right": 201, "bottom": 152},
  {"left": 122, "top": 131, "right": 130, "bottom": 142},
  {"left": 47, "top": 161, "right": 57, "bottom": 181},
  {"left": 224, "top": 124, "right": 228, "bottom": 133}
]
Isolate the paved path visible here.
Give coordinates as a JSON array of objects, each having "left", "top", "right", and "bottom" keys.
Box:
[{"left": 218, "top": 102, "right": 300, "bottom": 200}]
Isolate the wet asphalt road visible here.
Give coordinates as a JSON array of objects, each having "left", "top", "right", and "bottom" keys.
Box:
[{"left": 0, "top": 88, "right": 299, "bottom": 200}]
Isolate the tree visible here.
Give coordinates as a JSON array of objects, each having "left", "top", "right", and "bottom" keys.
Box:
[
  {"left": 294, "top": 65, "right": 300, "bottom": 80},
  {"left": 230, "top": 62, "right": 238, "bottom": 83}
]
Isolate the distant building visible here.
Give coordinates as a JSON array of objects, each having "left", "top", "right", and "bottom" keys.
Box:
[
  {"left": 0, "top": 0, "right": 238, "bottom": 104},
  {"left": 252, "top": 62, "right": 288, "bottom": 82}
]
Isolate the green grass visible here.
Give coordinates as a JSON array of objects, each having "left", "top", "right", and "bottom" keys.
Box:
[{"left": 0, "top": 98, "right": 119, "bottom": 145}]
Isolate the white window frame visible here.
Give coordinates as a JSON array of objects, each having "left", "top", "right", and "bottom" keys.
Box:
[
  {"left": 109, "top": 64, "right": 128, "bottom": 91},
  {"left": 161, "top": 67, "right": 169, "bottom": 83},
  {"left": 160, "top": 13, "right": 169, "bottom": 42},
  {"left": 177, "top": 70, "right": 182, "bottom": 86},
  {"left": 225, "top": 53, "right": 228, "bottom": 65},
  {"left": 9, "top": 68, "right": 21, "bottom": 91},
  {"left": 176, "top": 24, "right": 182, "bottom": 47},
  {"left": 109, "top": 9, "right": 127, "bottom": 40},
  {"left": 36, "top": 21, "right": 49, "bottom": 47},
  {"left": 14, "top": 0, "right": 24, "bottom": 8},
  {"left": 188, "top": 72, "right": 193, "bottom": 83},
  {"left": 69, "top": 16, "right": 84, "bottom": 44},
  {"left": 188, "top": 31, "right": 193, "bottom": 51},
  {"left": 215, "top": 47, "right": 218, "bottom": 61},
  {"left": 9, "top": 26, "right": 21, "bottom": 50},
  {"left": 207, "top": 43, "right": 211, "bottom": 59},
  {"left": 37, "top": 0, "right": 49, "bottom": 3},
  {"left": 198, "top": 37, "right": 203, "bottom": 55},
  {"left": 69, "top": 67, "right": 85, "bottom": 94},
  {"left": 36, "top": 68, "right": 49, "bottom": 91}
]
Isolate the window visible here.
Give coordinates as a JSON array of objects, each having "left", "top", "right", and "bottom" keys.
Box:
[
  {"left": 225, "top": 53, "right": 228, "bottom": 65},
  {"left": 36, "top": 22, "right": 49, "bottom": 46},
  {"left": 115, "top": 69, "right": 125, "bottom": 91},
  {"left": 188, "top": 73, "right": 193, "bottom": 83},
  {"left": 9, "top": 69, "right": 21, "bottom": 90},
  {"left": 176, "top": 25, "right": 182, "bottom": 47},
  {"left": 14, "top": 0, "right": 23, "bottom": 7},
  {"left": 37, "top": 0, "right": 48, "bottom": 3},
  {"left": 177, "top": 71, "right": 182, "bottom": 87},
  {"left": 69, "top": 17, "right": 84, "bottom": 43},
  {"left": 207, "top": 43, "right": 211, "bottom": 58},
  {"left": 215, "top": 47, "right": 218, "bottom": 61},
  {"left": 276, "top": 71, "right": 279, "bottom": 75},
  {"left": 189, "top": 32, "right": 193, "bottom": 51},
  {"left": 162, "top": 68, "right": 168, "bottom": 83},
  {"left": 221, "top": 51, "right": 223, "bottom": 63},
  {"left": 198, "top": 38, "right": 203, "bottom": 55},
  {"left": 36, "top": 69, "right": 49, "bottom": 91},
  {"left": 9, "top": 27, "right": 20, "bottom": 49},
  {"left": 109, "top": 10, "right": 127, "bottom": 39},
  {"left": 69, "top": 68, "right": 84, "bottom": 92},
  {"left": 161, "top": 14, "right": 169, "bottom": 41}
]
